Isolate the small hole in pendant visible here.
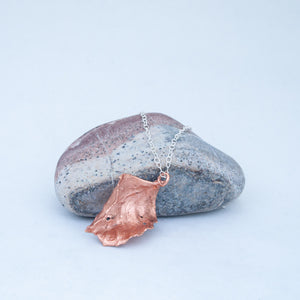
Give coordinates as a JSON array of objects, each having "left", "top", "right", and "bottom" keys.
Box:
[
  {"left": 106, "top": 217, "right": 111, "bottom": 221},
  {"left": 140, "top": 216, "right": 143, "bottom": 218}
]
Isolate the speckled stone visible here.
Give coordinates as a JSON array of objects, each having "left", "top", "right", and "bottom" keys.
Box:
[{"left": 54, "top": 113, "right": 245, "bottom": 217}]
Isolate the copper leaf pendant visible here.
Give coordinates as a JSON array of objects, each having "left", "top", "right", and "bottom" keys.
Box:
[{"left": 86, "top": 173, "right": 169, "bottom": 246}]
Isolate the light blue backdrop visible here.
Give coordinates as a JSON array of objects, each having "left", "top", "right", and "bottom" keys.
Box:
[{"left": 0, "top": 1, "right": 299, "bottom": 299}]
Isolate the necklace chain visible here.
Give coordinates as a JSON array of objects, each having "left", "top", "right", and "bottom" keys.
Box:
[{"left": 140, "top": 112, "right": 191, "bottom": 178}]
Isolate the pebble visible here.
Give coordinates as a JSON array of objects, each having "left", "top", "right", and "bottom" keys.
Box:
[{"left": 54, "top": 113, "right": 245, "bottom": 217}]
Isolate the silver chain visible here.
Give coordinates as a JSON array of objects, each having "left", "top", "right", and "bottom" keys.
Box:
[{"left": 140, "top": 112, "right": 191, "bottom": 178}]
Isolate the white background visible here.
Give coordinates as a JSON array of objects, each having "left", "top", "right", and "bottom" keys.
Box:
[{"left": 0, "top": 1, "right": 299, "bottom": 299}]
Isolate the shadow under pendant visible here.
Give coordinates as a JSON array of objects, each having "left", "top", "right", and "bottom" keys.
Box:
[{"left": 86, "top": 173, "right": 169, "bottom": 246}]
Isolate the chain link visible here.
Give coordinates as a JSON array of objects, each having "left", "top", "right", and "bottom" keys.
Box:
[{"left": 140, "top": 112, "right": 191, "bottom": 178}]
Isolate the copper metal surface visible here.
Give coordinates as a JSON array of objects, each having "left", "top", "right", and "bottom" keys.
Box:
[{"left": 86, "top": 173, "right": 169, "bottom": 246}]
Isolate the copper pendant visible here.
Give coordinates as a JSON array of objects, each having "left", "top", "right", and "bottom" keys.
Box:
[{"left": 86, "top": 173, "right": 169, "bottom": 246}]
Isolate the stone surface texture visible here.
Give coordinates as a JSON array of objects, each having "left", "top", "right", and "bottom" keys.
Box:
[{"left": 54, "top": 113, "right": 245, "bottom": 217}]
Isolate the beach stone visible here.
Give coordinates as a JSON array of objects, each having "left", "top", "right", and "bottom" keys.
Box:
[{"left": 54, "top": 113, "right": 245, "bottom": 217}]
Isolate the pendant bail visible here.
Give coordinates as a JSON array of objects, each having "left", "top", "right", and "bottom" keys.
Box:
[{"left": 157, "top": 172, "right": 170, "bottom": 187}]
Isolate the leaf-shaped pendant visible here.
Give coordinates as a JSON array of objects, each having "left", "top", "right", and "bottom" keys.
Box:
[{"left": 86, "top": 173, "right": 169, "bottom": 246}]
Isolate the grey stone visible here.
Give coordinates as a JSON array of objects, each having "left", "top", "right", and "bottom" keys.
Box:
[{"left": 54, "top": 113, "right": 245, "bottom": 217}]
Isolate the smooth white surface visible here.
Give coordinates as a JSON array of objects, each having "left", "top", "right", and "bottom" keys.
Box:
[{"left": 0, "top": 1, "right": 299, "bottom": 299}]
